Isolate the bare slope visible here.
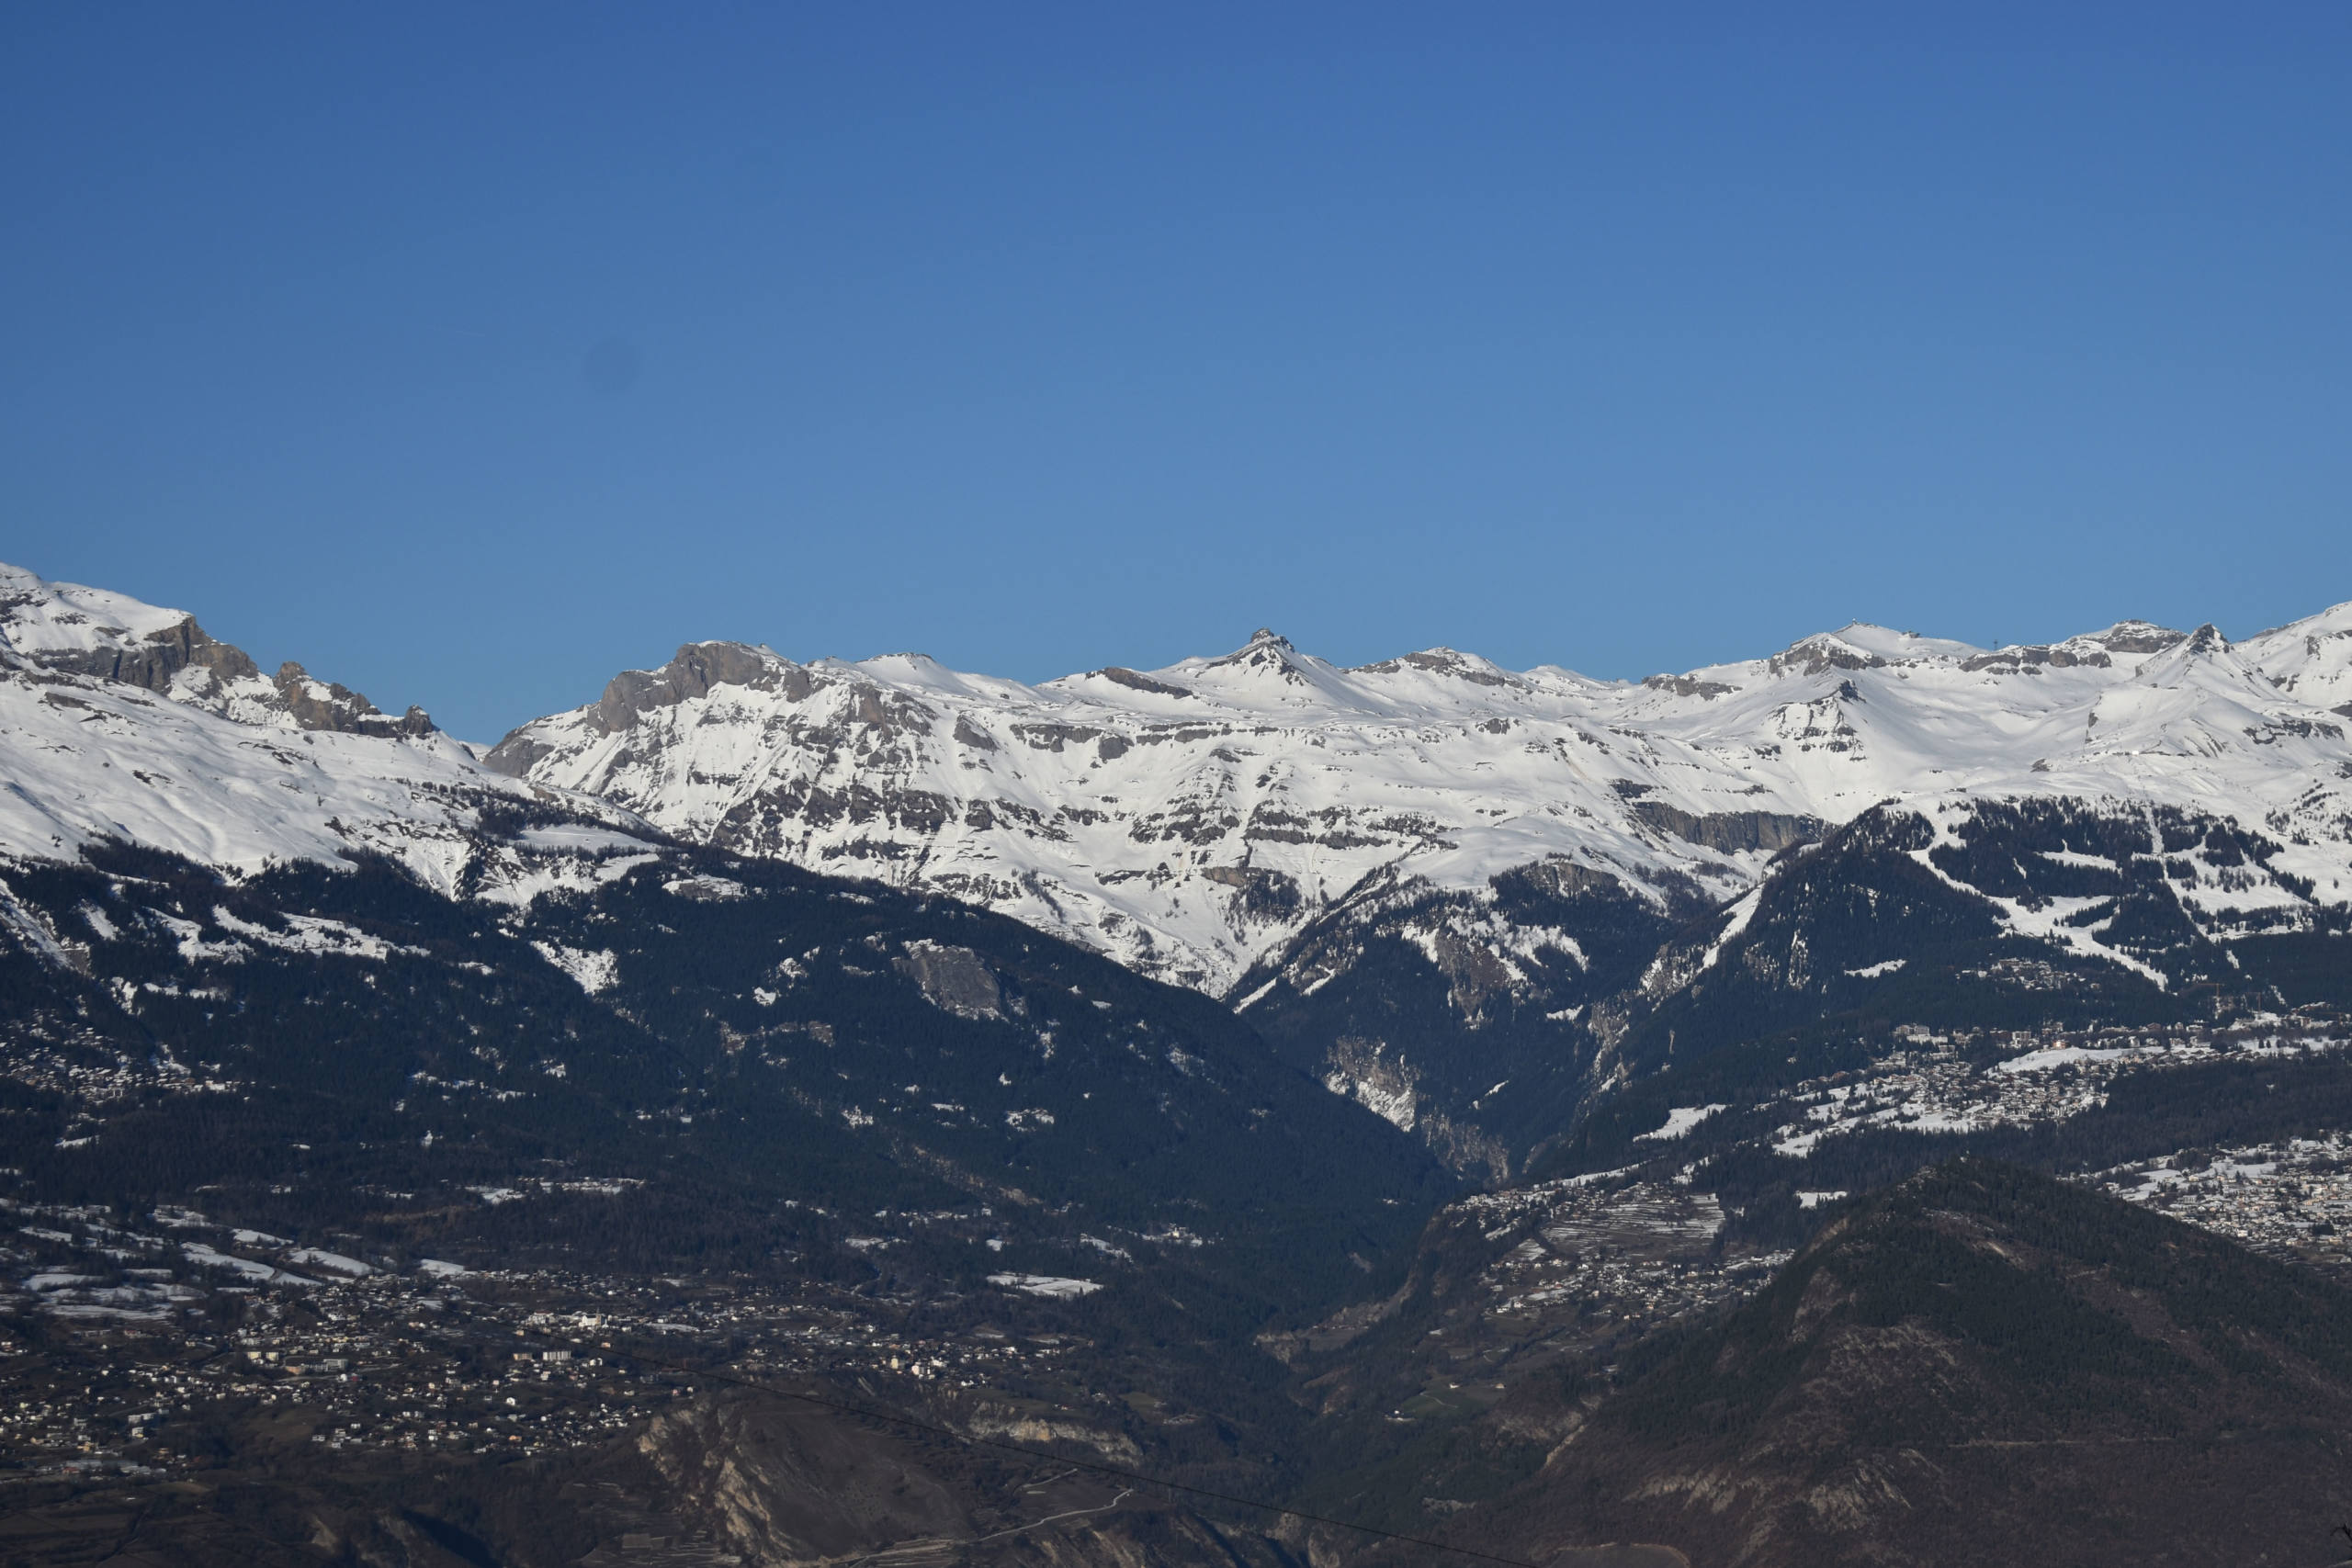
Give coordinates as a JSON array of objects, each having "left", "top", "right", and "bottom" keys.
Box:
[{"left": 1411, "top": 1160, "right": 2352, "bottom": 1568}]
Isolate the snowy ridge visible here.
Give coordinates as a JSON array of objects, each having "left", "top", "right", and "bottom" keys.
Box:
[
  {"left": 0, "top": 564, "right": 191, "bottom": 659},
  {"left": 6, "top": 558, "right": 2351, "bottom": 998},
  {"left": 0, "top": 660, "right": 660, "bottom": 902},
  {"left": 1, "top": 562, "right": 435, "bottom": 738},
  {"left": 489, "top": 612, "right": 2352, "bottom": 994},
  {"left": 0, "top": 564, "right": 658, "bottom": 903}
]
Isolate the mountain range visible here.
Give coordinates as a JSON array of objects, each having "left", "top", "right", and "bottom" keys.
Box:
[
  {"left": 7, "top": 557, "right": 2352, "bottom": 1566},
  {"left": 481, "top": 609, "right": 2352, "bottom": 1001},
  {"left": 12, "top": 560, "right": 2351, "bottom": 1175}
]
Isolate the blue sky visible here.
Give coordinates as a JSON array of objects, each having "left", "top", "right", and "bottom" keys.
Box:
[{"left": 6, "top": 4, "right": 2349, "bottom": 739}]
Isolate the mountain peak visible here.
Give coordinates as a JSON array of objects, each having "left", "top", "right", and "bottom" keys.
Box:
[
  {"left": 1766, "top": 630, "right": 1888, "bottom": 679},
  {"left": 1351, "top": 647, "right": 1515, "bottom": 687},
  {"left": 1203, "top": 626, "right": 1310, "bottom": 675},
  {"left": 2086, "top": 619, "right": 2188, "bottom": 654},
  {"left": 0, "top": 558, "right": 432, "bottom": 738},
  {"left": 2184, "top": 621, "right": 2230, "bottom": 655},
  {"left": 0, "top": 559, "right": 194, "bottom": 661}
]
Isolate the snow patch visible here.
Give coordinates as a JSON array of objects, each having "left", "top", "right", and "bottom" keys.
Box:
[
  {"left": 213, "top": 907, "right": 424, "bottom": 962},
  {"left": 1699, "top": 891, "right": 1763, "bottom": 972},
  {"left": 284, "top": 1247, "right": 371, "bottom": 1277},
  {"left": 988, "top": 1272, "right": 1101, "bottom": 1298},
  {"left": 532, "top": 942, "right": 619, "bottom": 994},
  {"left": 1635, "top": 1104, "right": 1729, "bottom": 1142}
]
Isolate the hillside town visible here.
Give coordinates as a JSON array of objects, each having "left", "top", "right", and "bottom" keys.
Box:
[{"left": 0, "top": 1195, "right": 1116, "bottom": 1483}]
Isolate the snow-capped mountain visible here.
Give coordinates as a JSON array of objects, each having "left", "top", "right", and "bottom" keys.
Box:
[
  {"left": 0, "top": 559, "right": 1448, "bottom": 1325},
  {"left": 484, "top": 611, "right": 2352, "bottom": 997},
  {"left": 8, "top": 557, "right": 2352, "bottom": 1177},
  {"left": 0, "top": 562, "right": 646, "bottom": 898},
  {"left": 2, "top": 562, "right": 435, "bottom": 738}
]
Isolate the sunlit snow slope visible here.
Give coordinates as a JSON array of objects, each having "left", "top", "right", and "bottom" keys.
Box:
[
  {"left": 0, "top": 563, "right": 650, "bottom": 899},
  {"left": 487, "top": 612, "right": 2352, "bottom": 994}
]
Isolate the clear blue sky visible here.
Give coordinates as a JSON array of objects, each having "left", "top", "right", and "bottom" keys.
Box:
[{"left": 6, "top": 5, "right": 2349, "bottom": 739}]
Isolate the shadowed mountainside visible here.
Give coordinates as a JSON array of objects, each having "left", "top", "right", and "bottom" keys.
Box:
[{"left": 1388, "top": 1160, "right": 2352, "bottom": 1568}]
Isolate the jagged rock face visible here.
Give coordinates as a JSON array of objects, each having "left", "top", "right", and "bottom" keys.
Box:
[
  {"left": 266, "top": 659, "right": 436, "bottom": 738},
  {"left": 486, "top": 614, "right": 2352, "bottom": 1002},
  {"left": 0, "top": 563, "right": 435, "bottom": 738}
]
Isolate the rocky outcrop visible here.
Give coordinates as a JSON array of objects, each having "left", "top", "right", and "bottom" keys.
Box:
[
  {"left": 1627, "top": 801, "right": 1820, "bottom": 855},
  {"left": 267, "top": 660, "right": 436, "bottom": 737},
  {"left": 0, "top": 566, "right": 436, "bottom": 738},
  {"left": 893, "top": 940, "right": 1003, "bottom": 1020},
  {"left": 592, "top": 641, "right": 810, "bottom": 733},
  {"left": 28, "top": 611, "right": 257, "bottom": 692}
]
